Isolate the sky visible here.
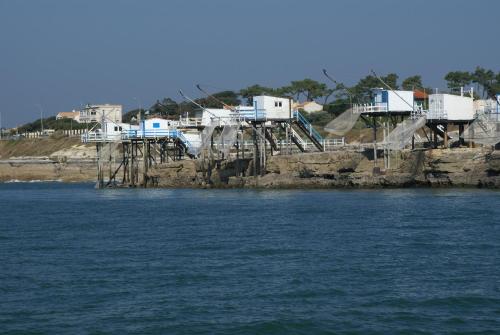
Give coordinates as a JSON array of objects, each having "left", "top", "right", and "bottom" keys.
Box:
[{"left": 0, "top": 0, "right": 499, "bottom": 127}]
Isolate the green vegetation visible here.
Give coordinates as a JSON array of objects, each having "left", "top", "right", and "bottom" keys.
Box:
[
  {"left": 402, "top": 75, "right": 423, "bottom": 90},
  {"left": 444, "top": 66, "right": 500, "bottom": 98},
  {"left": 17, "top": 117, "right": 96, "bottom": 133},
  {"left": 240, "top": 85, "right": 275, "bottom": 104}
]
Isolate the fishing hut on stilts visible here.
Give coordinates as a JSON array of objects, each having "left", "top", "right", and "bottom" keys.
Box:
[
  {"left": 323, "top": 70, "right": 499, "bottom": 172},
  {"left": 83, "top": 88, "right": 329, "bottom": 188}
]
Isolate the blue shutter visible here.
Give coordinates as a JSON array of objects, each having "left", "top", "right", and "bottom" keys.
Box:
[{"left": 382, "top": 91, "right": 388, "bottom": 103}]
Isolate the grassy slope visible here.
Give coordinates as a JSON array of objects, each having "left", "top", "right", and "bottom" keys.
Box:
[{"left": 0, "top": 137, "right": 86, "bottom": 158}]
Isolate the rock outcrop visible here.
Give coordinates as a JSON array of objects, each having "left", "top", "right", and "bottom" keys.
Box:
[
  {"left": 151, "top": 148, "right": 500, "bottom": 189},
  {"left": 0, "top": 138, "right": 96, "bottom": 182}
]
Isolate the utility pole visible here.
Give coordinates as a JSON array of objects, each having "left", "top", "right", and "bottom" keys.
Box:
[
  {"left": 133, "top": 97, "right": 142, "bottom": 120},
  {"left": 37, "top": 104, "right": 44, "bottom": 136}
]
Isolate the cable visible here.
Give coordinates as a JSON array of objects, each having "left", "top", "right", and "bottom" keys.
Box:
[
  {"left": 196, "top": 84, "right": 236, "bottom": 111},
  {"left": 370, "top": 69, "right": 415, "bottom": 111}
]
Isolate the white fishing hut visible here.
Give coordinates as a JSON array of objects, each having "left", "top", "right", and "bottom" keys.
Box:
[
  {"left": 354, "top": 89, "right": 414, "bottom": 114},
  {"left": 127, "top": 118, "right": 180, "bottom": 138},
  {"left": 143, "top": 118, "right": 179, "bottom": 129},
  {"left": 427, "top": 93, "right": 474, "bottom": 122},
  {"left": 82, "top": 121, "right": 138, "bottom": 142},
  {"left": 252, "top": 96, "right": 291, "bottom": 120},
  {"left": 200, "top": 96, "right": 292, "bottom": 125}
]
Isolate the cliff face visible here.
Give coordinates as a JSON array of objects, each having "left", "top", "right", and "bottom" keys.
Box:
[
  {"left": 0, "top": 159, "right": 96, "bottom": 182},
  {"left": 418, "top": 149, "right": 500, "bottom": 188},
  {"left": 0, "top": 138, "right": 96, "bottom": 182},
  {"left": 150, "top": 148, "right": 500, "bottom": 189}
]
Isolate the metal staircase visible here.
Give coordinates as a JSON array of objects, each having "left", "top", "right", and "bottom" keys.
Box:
[
  {"left": 293, "top": 111, "right": 325, "bottom": 151},
  {"left": 264, "top": 127, "right": 278, "bottom": 151},
  {"left": 280, "top": 122, "right": 306, "bottom": 152},
  {"left": 174, "top": 130, "right": 196, "bottom": 158}
]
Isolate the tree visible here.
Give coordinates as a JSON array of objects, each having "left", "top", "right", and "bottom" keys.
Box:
[
  {"left": 402, "top": 75, "right": 423, "bottom": 90},
  {"left": 322, "top": 88, "right": 335, "bottom": 105},
  {"left": 17, "top": 116, "right": 94, "bottom": 132},
  {"left": 324, "top": 98, "right": 351, "bottom": 116},
  {"left": 289, "top": 79, "right": 330, "bottom": 101},
  {"left": 350, "top": 75, "right": 373, "bottom": 103},
  {"left": 472, "top": 66, "right": 495, "bottom": 98},
  {"left": 149, "top": 97, "right": 179, "bottom": 117},
  {"left": 195, "top": 90, "right": 240, "bottom": 108},
  {"left": 352, "top": 75, "right": 377, "bottom": 102},
  {"left": 383, "top": 73, "right": 399, "bottom": 90},
  {"left": 351, "top": 73, "right": 399, "bottom": 103},
  {"left": 239, "top": 85, "right": 274, "bottom": 105},
  {"left": 481, "top": 71, "right": 500, "bottom": 100},
  {"left": 490, "top": 72, "right": 500, "bottom": 99},
  {"left": 176, "top": 101, "right": 197, "bottom": 117},
  {"left": 444, "top": 71, "right": 472, "bottom": 94},
  {"left": 275, "top": 85, "right": 296, "bottom": 99}
]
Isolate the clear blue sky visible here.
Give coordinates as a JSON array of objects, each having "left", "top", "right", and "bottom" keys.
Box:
[{"left": 0, "top": 0, "right": 499, "bottom": 127}]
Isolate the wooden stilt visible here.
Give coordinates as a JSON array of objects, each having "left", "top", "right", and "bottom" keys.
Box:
[
  {"left": 443, "top": 124, "right": 448, "bottom": 148},
  {"left": 373, "top": 117, "right": 377, "bottom": 167},
  {"left": 459, "top": 124, "right": 464, "bottom": 147}
]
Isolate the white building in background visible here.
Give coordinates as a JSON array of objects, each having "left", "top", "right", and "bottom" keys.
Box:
[
  {"left": 79, "top": 104, "right": 122, "bottom": 123},
  {"left": 56, "top": 110, "right": 80, "bottom": 122},
  {"left": 294, "top": 101, "right": 323, "bottom": 113}
]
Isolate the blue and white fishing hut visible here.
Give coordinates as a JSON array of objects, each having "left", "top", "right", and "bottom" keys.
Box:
[{"left": 354, "top": 89, "right": 414, "bottom": 114}]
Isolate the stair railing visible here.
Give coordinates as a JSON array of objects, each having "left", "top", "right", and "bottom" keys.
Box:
[{"left": 293, "top": 111, "right": 324, "bottom": 146}]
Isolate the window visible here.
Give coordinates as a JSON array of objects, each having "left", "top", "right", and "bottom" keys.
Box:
[
  {"left": 114, "top": 126, "right": 118, "bottom": 131},
  {"left": 119, "top": 126, "right": 122, "bottom": 131},
  {"left": 91, "top": 111, "right": 96, "bottom": 115},
  {"left": 275, "top": 101, "right": 278, "bottom": 107},
  {"left": 279, "top": 102, "right": 282, "bottom": 107}
]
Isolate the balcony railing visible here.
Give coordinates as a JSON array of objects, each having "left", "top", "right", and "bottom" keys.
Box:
[{"left": 353, "top": 103, "right": 389, "bottom": 114}]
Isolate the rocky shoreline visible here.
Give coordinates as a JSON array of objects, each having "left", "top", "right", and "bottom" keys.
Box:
[
  {"left": 0, "top": 138, "right": 97, "bottom": 183},
  {"left": 1, "top": 138, "right": 499, "bottom": 188},
  {"left": 0, "top": 157, "right": 96, "bottom": 183},
  {"left": 148, "top": 148, "right": 500, "bottom": 189}
]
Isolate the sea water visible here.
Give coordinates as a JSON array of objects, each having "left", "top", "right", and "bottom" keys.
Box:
[{"left": 1, "top": 183, "right": 499, "bottom": 334}]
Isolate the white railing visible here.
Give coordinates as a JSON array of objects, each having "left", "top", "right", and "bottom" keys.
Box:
[
  {"left": 81, "top": 132, "right": 123, "bottom": 143},
  {"left": 353, "top": 103, "right": 388, "bottom": 114},
  {"left": 209, "top": 138, "right": 345, "bottom": 152},
  {"left": 178, "top": 117, "right": 202, "bottom": 127},
  {"left": 323, "top": 138, "right": 345, "bottom": 148},
  {"left": 289, "top": 127, "right": 306, "bottom": 147},
  {"left": 123, "top": 129, "right": 179, "bottom": 139},
  {"left": 16, "top": 129, "right": 86, "bottom": 139},
  {"left": 427, "top": 109, "right": 448, "bottom": 120}
]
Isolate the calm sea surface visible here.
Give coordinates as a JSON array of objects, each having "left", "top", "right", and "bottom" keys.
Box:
[{"left": 1, "top": 183, "right": 500, "bottom": 334}]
